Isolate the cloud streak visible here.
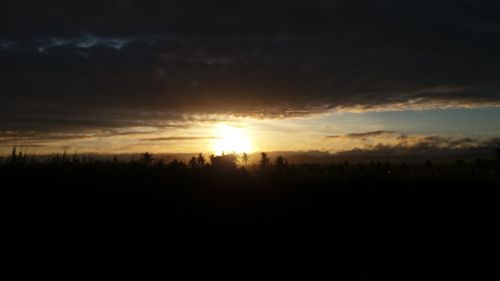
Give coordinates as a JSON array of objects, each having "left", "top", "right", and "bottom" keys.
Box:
[
  {"left": 325, "top": 129, "right": 499, "bottom": 151},
  {"left": 140, "top": 136, "right": 220, "bottom": 142},
  {"left": 332, "top": 136, "right": 500, "bottom": 162},
  {"left": 326, "top": 131, "right": 396, "bottom": 140}
]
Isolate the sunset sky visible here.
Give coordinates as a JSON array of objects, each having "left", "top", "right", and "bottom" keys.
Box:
[{"left": 1, "top": 1, "right": 500, "bottom": 156}]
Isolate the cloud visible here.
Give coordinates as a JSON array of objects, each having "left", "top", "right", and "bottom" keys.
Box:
[
  {"left": 36, "top": 35, "right": 131, "bottom": 53},
  {"left": 0, "top": 129, "right": 164, "bottom": 147},
  {"left": 141, "top": 136, "right": 220, "bottom": 142},
  {"left": 1, "top": 34, "right": 164, "bottom": 53},
  {"left": 326, "top": 131, "right": 396, "bottom": 140},
  {"left": 330, "top": 135, "right": 500, "bottom": 162},
  {"left": 389, "top": 135, "right": 487, "bottom": 151},
  {"left": 323, "top": 130, "right": 499, "bottom": 156},
  {"left": 1, "top": 0, "right": 500, "bottom": 134}
]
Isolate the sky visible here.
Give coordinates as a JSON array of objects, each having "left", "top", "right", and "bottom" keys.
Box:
[{"left": 1, "top": 0, "right": 500, "bottom": 157}]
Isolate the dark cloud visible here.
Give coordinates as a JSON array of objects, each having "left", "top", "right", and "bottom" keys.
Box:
[
  {"left": 2, "top": 0, "right": 500, "bottom": 134},
  {"left": 327, "top": 130, "right": 396, "bottom": 139},
  {"left": 140, "top": 136, "right": 220, "bottom": 142},
  {"left": 325, "top": 130, "right": 497, "bottom": 156},
  {"left": 0, "top": 129, "right": 162, "bottom": 147},
  {"left": 393, "top": 135, "right": 483, "bottom": 150},
  {"left": 332, "top": 136, "right": 500, "bottom": 162}
]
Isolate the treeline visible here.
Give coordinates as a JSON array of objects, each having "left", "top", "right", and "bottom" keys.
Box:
[
  {"left": 3, "top": 148, "right": 500, "bottom": 279},
  {"left": 2, "top": 148, "right": 499, "bottom": 184}
]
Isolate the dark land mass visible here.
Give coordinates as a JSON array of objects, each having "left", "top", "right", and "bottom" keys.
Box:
[{"left": 3, "top": 152, "right": 500, "bottom": 280}]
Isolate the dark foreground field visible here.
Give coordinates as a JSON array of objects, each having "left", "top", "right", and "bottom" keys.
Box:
[{"left": 3, "top": 154, "right": 500, "bottom": 280}]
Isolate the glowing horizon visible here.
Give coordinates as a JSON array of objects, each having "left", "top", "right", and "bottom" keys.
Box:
[
  {"left": 212, "top": 124, "right": 253, "bottom": 155},
  {"left": 1, "top": 108, "right": 499, "bottom": 157}
]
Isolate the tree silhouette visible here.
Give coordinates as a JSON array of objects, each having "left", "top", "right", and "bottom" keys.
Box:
[
  {"left": 10, "top": 146, "right": 17, "bottom": 164},
  {"left": 140, "top": 152, "right": 154, "bottom": 165},
  {"left": 189, "top": 156, "right": 198, "bottom": 169},
  {"left": 188, "top": 154, "right": 206, "bottom": 169},
  {"left": 275, "top": 155, "right": 288, "bottom": 171},
  {"left": 197, "top": 153, "right": 206, "bottom": 167},
  {"left": 242, "top": 152, "right": 249, "bottom": 167},
  {"left": 259, "top": 152, "right": 270, "bottom": 170}
]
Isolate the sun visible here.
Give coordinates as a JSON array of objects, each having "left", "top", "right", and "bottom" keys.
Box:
[{"left": 212, "top": 124, "right": 253, "bottom": 155}]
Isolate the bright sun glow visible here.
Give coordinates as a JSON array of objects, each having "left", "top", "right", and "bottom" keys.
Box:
[{"left": 212, "top": 124, "right": 253, "bottom": 155}]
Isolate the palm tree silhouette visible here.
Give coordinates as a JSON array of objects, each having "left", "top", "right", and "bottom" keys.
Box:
[
  {"left": 242, "top": 152, "right": 249, "bottom": 167},
  {"left": 189, "top": 156, "right": 198, "bottom": 169},
  {"left": 197, "top": 154, "right": 206, "bottom": 167},
  {"left": 275, "top": 156, "right": 288, "bottom": 171},
  {"left": 140, "top": 152, "right": 154, "bottom": 165},
  {"left": 259, "top": 152, "right": 270, "bottom": 170}
]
